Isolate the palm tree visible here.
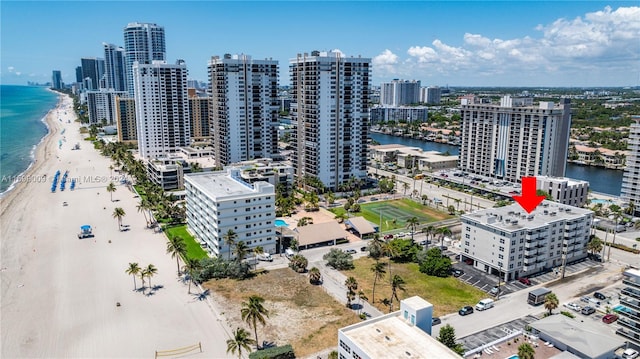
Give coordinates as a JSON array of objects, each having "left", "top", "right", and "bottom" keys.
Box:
[
  {"left": 389, "top": 274, "right": 406, "bottom": 312},
  {"left": 421, "top": 194, "right": 429, "bottom": 205},
  {"left": 369, "top": 233, "right": 385, "bottom": 259},
  {"left": 234, "top": 241, "right": 249, "bottom": 263},
  {"left": 608, "top": 208, "right": 622, "bottom": 261},
  {"left": 112, "top": 207, "right": 125, "bottom": 230},
  {"left": 334, "top": 212, "right": 349, "bottom": 223},
  {"left": 544, "top": 293, "right": 559, "bottom": 315},
  {"left": 587, "top": 237, "right": 603, "bottom": 256},
  {"left": 241, "top": 295, "right": 270, "bottom": 349},
  {"left": 253, "top": 246, "right": 264, "bottom": 269},
  {"left": 437, "top": 226, "right": 452, "bottom": 248},
  {"left": 406, "top": 216, "right": 419, "bottom": 241},
  {"left": 517, "top": 343, "right": 535, "bottom": 359},
  {"left": 182, "top": 257, "right": 201, "bottom": 294},
  {"left": 106, "top": 182, "right": 116, "bottom": 202},
  {"left": 224, "top": 229, "right": 238, "bottom": 261},
  {"left": 422, "top": 225, "right": 436, "bottom": 248},
  {"left": 166, "top": 236, "right": 187, "bottom": 275},
  {"left": 136, "top": 202, "right": 149, "bottom": 226},
  {"left": 371, "top": 261, "right": 386, "bottom": 304},
  {"left": 454, "top": 198, "right": 461, "bottom": 211},
  {"left": 125, "top": 262, "right": 141, "bottom": 290},
  {"left": 109, "top": 164, "right": 114, "bottom": 177},
  {"left": 402, "top": 182, "right": 410, "bottom": 196},
  {"left": 345, "top": 276, "right": 358, "bottom": 309},
  {"left": 226, "top": 327, "right": 255, "bottom": 359},
  {"left": 308, "top": 267, "right": 322, "bottom": 284},
  {"left": 144, "top": 264, "right": 158, "bottom": 290},
  {"left": 357, "top": 290, "right": 368, "bottom": 314}
]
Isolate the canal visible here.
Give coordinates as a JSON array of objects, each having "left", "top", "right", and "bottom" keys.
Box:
[{"left": 369, "top": 132, "right": 623, "bottom": 196}]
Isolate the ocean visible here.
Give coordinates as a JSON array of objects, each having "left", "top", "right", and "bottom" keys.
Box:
[{"left": 0, "top": 85, "right": 59, "bottom": 194}]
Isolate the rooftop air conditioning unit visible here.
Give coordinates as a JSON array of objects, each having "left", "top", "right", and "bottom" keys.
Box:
[
  {"left": 550, "top": 212, "right": 556, "bottom": 216},
  {"left": 544, "top": 210, "right": 549, "bottom": 215},
  {"left": 512, "top": 220, "right": 519, "bottom": 225},
  {"left": 505, "top": 218, "right": 511, "bottom": 223},
  {"left": 565, "top": 208, "right": 571, "bottom": 212}
]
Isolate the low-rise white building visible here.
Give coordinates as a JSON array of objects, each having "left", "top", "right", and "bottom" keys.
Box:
[
  {"left": 461, "top": 201, "right": 593, "bottom": 281},
  {"left": 147, "top": 156, "right": 191, "bottom": 191},
  {"left": 185, "top": 168, "right": 276, "bottom": 258},
  {"left": 338, "top": 296, "right": 460, "bottom": 359},
  {"left": 370, "top": 144, "right": 458, "bottom": 172},
  {"left": 536, "top": 176, "right": 589, "bottom": 207},
  {"left": 230, "top": 158, "right": 295, "bottom": 191}
]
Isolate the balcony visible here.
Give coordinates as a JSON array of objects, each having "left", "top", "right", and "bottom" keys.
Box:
[
  {"left": 616, "top": 328, "right": 640, "bottom": 344},
  {"left": 621, "top": 296, "right": 640, "bottom": 311}
]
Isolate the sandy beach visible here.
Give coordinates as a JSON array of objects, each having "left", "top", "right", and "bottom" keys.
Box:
[{"left": 1, "top": 93, "right": 233, "bottom": 358}]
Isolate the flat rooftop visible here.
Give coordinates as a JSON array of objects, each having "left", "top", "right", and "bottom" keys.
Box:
[
  {"left": 341, "top": 314, "right": 459, "bottom": 359},
  {"left": 462, "top": 201, "right": 592, "bottom": 231},
  {"left": 536, "top": 176, "right": 589, "bottom": 186},
  {"left": 185, "top": 169, "right": 272, "bottom": 199}
]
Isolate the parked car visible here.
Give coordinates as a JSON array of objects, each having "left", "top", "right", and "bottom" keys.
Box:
[
  {"left": 594, "top": 292, "right": 606, "bottom": 300},
  {"left": 383, "top": 234, "right": 394, "bottom": 240},
  {"left": 360, "top": 246, "right": 368, "bottom": 252},
  {"left": 464, "top": 258, "right": 474, "bottom": 265},
  {"left": 439, "top": 245, "right": 448, "bottom": 251},
  {"left": 419, "top": 240, "right": 431, "bottom": 246},
  {"left": 581, "top": 306, "right": 595, "bottom": 315},
  {"left": 432, "top": 317, "right": 442, "bottom": 326},
  {"left": 397, "top": 232, "right": 406, "bottom": 238},
  {"left": 602, "top": 313, "right": 618, "bottom": 324},
  {"left": 345, "top": 249, "right": 357, "bottom": 254},
  {"left": 452, "top": 269, "right": 464, "bottom": 277},
  {"left": 622, "top": 348, "right": 639, "bottom": 359},
  {"left": 458, "top": 306, "right": 474, "bottom": 316},
  {"left": 564, "top": 302, "right": 581, "bottom": 312},
  {"left": 489, "top": 286, "right": 500, "bottom": 296},
  {"left": 518, "top": 277, "right": 532, "bottom": 285}
]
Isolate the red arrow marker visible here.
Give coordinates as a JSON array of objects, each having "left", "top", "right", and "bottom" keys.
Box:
[{"left": 513, "top": 177, "right": 545, "bottom": 213}]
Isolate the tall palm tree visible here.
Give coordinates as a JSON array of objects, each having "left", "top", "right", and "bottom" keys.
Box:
[
  {"left": 345, "top": 276, "right": 358, "bottom": 308},
  {"left": 454, "top": 198, "right": 461, "bottom": 211},
  {"left": 517, "top": 343, "right": 535, "bottom": 359},
  {"left": 224, "top": 229, "right": 238, "bottom": 261},
  {"left": 608, "top": 208, "right": 622, "bottom": 261},
  {"left": 182, "top": 257, "right": 201, "bottom": 294},
  {"left": 370, "top": 261, "right": 386, "bottom": 304},
  {"left": 125, "top": 262, "right": 140, "bottom": 290},
  {"left": 406, "top": 217, "right": 420, "bottom": 242},
  {"left": 544, "top": 293, "right": 559, "bottom": 315},
  {"left": 402, "top": 182, "right": 410, "bottom": 196},
  {"left": 144, "top": 264, "right": 158, "bottom": 290},
  {"left": 226, "top": 327, "right": 255, "bottom": 359},
  {"left": 369, "top": 233, "right": 385, "bottom": 260},
  {"left": 136, "top": 202, "right": 149, "bottom": 226},
  {"left": 234, "top": 241, "right": 249, "bottom": 263},
  {"left": 437, "top": 226, "right": 452, "bottom": 248},
  {"left": 106, "top": 182, "right": 116, "bottom": 202},
  {"left": 357, "top": 290, "right": 368, "bottom": 314},
  {"left": 389, "top": 274, "right": 406, "bottom": 312},
  {"left": 241, "top": 295, "right": 270, "bottom": 349},
  {"left": 112, "top": 207, "right": 126, "bottom": 230},
  {"left": 166, "top": 236, "right": 187, "bottom": 275},
  {"left": 422, "top": 225, "right": 435, "bottom": 247},
  {"left": 308, "top": 267, "right": 322, "bottom": 284}
]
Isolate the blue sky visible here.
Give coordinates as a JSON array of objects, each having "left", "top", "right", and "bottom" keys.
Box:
[{"left": 1, "top": 1, "right": 639, "bottom": 87}]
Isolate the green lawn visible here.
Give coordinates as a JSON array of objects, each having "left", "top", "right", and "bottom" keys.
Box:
[
  {"left": 164, "top": 224, "right": 208, "bottom": 260},
  {"left": 331, "top": 198, "right": 452, "bottom": 232},
  {"left": 343, "top": 257, "right": 485, "bottom": 316}
]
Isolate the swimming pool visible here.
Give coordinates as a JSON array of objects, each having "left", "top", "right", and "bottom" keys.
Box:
[
  {"left": 507, "top": 355, "right": 519, "bottom": 359},
  {"left": 275, "top": 219, "right": 288, "bottom": 227}
]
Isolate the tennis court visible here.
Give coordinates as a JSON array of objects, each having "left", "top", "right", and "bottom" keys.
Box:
[{"left": 360, "top": 199, "right": 448, "bottom": 232}]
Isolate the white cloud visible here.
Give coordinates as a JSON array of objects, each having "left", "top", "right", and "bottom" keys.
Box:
[
  {"left": 377, "top": 6, "right": 640, "bottom": 85},
  {"left": 372, "top": 49, "right": 400, "bottom": 75}
]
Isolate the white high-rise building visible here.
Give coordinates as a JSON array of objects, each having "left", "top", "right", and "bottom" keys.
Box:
[
  {"left": 621, "top": 116, "right": 640, "bottom": 216},
  {"left": 424, "top": 86, "right": 441, "bottom": 105},
  {"left": 86, "top": 89, "right": 127, "bottom": 125},
  {"left": 103, "top": 43, "right": 127, "bottom": 92},
  {"left": 133, "top": 60, "right": 190, "bottom": 159},
  {"left": 461, "top": 201, "right": 593, "bottom": 281},
  {"left": 208, "top": 54, "right": 279, "bottom": 166},
  {"left": 290, "top": 50, "right": 371, "bottom": 191},
  {"left": 184, "top": 168, "right": 276, "bottom": 258},
  {"left": 459, "top": 96, "right": 571, "bottom": 182},
  {"left": 380, "top": 79, "right": 420, "bottom": 106},
  {"left": 123, "top": 22, "right": 166, "bottom": 97}
]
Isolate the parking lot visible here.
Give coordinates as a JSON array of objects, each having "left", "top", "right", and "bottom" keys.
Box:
[{"left": 450, "top": 256, "right": 603, "bottom": 297}]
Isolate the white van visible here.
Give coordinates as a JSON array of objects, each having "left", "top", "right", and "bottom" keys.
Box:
[
  {"left": 475, "top": 298, "right": 494, "bottom": 311},
  {"left": 285, "top": 248, "right": 295, "bottom": 258}
]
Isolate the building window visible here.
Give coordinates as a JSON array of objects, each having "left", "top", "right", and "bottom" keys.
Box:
[
  {"left": 339, "top": 340, "right": 351, "bottom": 353},
  {"left": 499, "top": 238, "right": 505, "bottom": 244}
]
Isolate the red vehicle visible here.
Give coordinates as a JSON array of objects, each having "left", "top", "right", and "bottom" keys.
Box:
[
  {"left": 383, "top": 234, "right": 394, "bottom": 240},
  {"left": 464, "top": 258, "right": 473, "bottom": 265},
  {"left": 518, "top": 277, "right": 532, "bottom": 285},
  {"left": 602, "top": 314, "right": 618, "bottom": 324}
]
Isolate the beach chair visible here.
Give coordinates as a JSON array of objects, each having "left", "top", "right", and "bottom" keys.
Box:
[
  {"left": 491, "top": 345, "right": 499, "bottom": 351},
  {"left": 484, "top": 348, "right": 493, "bottom": 355}
]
